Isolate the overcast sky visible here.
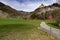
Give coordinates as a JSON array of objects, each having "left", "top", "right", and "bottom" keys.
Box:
[{"left": 0, "top": 0, "right": 56, "bottom": 12}]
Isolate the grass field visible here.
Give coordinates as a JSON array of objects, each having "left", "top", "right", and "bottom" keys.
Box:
[{"left": 0, "top": 18, "right": 58, "bottom": 40}]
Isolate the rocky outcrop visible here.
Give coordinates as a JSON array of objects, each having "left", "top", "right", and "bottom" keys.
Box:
[{"left": 30, "top": 3, "right": 60, "bottom": 19}]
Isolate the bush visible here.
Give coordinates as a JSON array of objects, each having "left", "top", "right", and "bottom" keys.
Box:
[
  {"left": 30, "top": 13, "right": 39, "bottom": 19},
  {"left": 52, "top": 9, "right": 60, "bottom": 26}
]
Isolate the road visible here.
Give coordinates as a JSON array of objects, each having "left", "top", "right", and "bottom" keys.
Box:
[{"left": 40, "top": 22, "right": 60, "bottom": 39}]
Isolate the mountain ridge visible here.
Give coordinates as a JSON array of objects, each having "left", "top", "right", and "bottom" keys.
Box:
[
  {"left": 30, "top": 3, "right": 60, "bottom": 19},
  {"left": 0, "top": 2, "right": 31, "bottom": 18},
  {"left": 0, "top": 2, "right": 60, "bottom": 19}
]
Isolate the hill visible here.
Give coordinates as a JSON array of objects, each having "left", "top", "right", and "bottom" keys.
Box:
[
  {"left": 0, "top": 2, "right": 60, "bottom": 20},
  {"left": 0, "top": 2, "right": 31, "bottom": 18},
  {"left": 30, "top": 3, "right": 60, "bottom": 20}
]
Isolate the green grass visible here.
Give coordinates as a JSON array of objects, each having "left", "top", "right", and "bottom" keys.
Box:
[
  {"left": 45, "top": 20, "right": 60, "bottom": 29},
  {"left": 0, "top": 18, "right": 58, "bottom": 40}
]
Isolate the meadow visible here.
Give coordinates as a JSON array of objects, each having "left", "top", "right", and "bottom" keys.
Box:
[{"left": 0, "top": 18, "right": 58, "bottom": 40}]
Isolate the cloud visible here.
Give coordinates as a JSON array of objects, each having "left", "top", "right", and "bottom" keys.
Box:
[
  {"left": 0, "top": 0, "right": 56, "bottom": 12},
  {"left": 56, "top": 0, "right": 60, "bottom": 4},
  {"left": 0, "top": 0, "right": 41, "bottom": 12}
]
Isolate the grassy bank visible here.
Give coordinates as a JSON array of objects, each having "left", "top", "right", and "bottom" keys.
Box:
[
  {"left": 0, "top": 18, "right": 58, "bottom": 40},
  {"left": 45, "top": 20, "right": 60, "bottom": 29}
]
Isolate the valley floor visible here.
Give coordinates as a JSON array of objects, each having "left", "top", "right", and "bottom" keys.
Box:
[{"left": 0, "top": 18, "right": 59, "bottom": 40}]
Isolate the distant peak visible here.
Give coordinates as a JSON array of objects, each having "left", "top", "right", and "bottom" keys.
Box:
[
  {"left": 0, "top": 2, "right": 5, "bottom": 6},
  {"left": 51, "top": 3, "right": 60, "bottom": 7},
  {"left": 0, "top": 2, "right": 3, "bottom": 4},
  {"left": 39, "top": 4, "right": 45, "bottom": 8}
]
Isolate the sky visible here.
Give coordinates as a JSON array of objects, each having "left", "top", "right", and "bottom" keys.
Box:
[{"left": 0, "top": 0, "right": 57, "bottom": 12}]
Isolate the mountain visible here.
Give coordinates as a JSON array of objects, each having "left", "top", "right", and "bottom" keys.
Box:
[
  {"left": 30, "top": 3, "right": 60, "bottom": 19},
  {"left": 48, "top": 3, "right": 60, "bottom": 7},
  {"left": 34, "top": 3, "right": 60, "bottom": 13},
  {"left": 0, "top": 2, "right": 31, "bottom": 18},
  {"left": 0, "top": 2, "right": 60, "bottom": 20}
]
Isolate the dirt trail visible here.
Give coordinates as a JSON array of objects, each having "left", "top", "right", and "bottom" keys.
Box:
[{"left": 40, "top": 22, "right": 60, "bottom": 40}]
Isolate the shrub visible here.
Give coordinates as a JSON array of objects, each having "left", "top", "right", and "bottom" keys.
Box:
[
  {"left": 52, "top": 9, "right": 60, "bottom": 26},
  {"left": 30, "top": 13, "right": 39, "bottom": 19}
]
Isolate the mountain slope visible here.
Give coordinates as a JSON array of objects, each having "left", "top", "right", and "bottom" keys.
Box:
[
  {"left": 30, "top": 3, "right": 60, "bottom": 19},
  {"left": 0, "top": 2, "right": 60, "bottom": 20},
  {"left": 0, "top": 2, "right": 31, "bottom": 18}
]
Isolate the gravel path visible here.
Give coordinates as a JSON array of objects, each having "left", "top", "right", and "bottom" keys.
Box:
[{"left": 40, "top": 22, "right": 60, "bottom": 39}]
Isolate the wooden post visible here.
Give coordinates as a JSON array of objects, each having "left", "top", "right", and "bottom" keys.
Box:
[{"left": 48, "top": 15, "right": 53, "bottom": 40}]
